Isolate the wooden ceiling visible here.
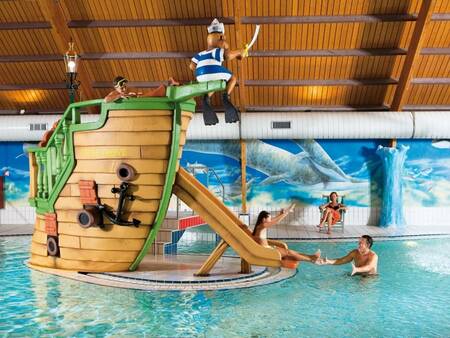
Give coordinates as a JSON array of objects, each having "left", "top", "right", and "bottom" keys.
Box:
[{"left": 0, "top": 0, "right": 449, "bottom": 114}]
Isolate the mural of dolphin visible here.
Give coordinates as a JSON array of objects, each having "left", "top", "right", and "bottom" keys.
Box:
[
  {"left": 293, "top": 140, "right": 357, "bottom": 182},
  {"left": 184, "top": 139, "right": 359, "bottom": 186}
]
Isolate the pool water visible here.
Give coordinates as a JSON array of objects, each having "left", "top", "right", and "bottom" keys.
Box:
[{"left": 1, "top": 236, "right": 449, "bottom": 337}]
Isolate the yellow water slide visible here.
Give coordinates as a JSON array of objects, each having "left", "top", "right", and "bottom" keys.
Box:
[{"left": 173, "top": 168, "right": 297, "bottom": 269}]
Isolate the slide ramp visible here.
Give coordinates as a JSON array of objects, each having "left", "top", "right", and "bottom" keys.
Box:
[{"left": 173, "top": 168, "right": 297, "bottom": 268}]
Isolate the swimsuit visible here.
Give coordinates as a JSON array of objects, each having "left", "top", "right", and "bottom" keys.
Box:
[{"left": 191, "top": 48, "right": 232, "bottom": 82}]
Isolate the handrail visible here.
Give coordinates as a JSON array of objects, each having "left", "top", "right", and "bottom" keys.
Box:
[
  {"left": 185, "top": 164, "right": 226, "bottom": 202},
  {"left": 27, "top": 99, "right": 104, "bottom": 154},
  {"left": 208, "top": 168, "right": 225, "bottom": 202},
  {"left": 27, "top": 99, "right": 105, "bottom": 214}
]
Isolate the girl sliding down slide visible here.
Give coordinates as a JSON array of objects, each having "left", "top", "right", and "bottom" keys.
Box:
[{"left": 252, "top": 205, "right": 321, "bottom": 264}]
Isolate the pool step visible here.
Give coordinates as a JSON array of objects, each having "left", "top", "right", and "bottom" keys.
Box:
[{"left": 148, "top": 214, "right": 208, "bottom": 256}]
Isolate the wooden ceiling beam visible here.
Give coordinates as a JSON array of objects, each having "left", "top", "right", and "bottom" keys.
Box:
[
  {"left": 421, "top": 47, "right": 450, "bottom": 55},
  {"left": 4, "top": 48, "right": 450, "bottom": 63},
  {"left": 3, "top": 77, "right": 449, "bottom": 91},
  {"left": 242, "top": 15, "right": 418, "bottom": 24},
  {"left": 250, "top": 49, "right": 408, "bottom": 57},
  {"left": 411, "top": 78, "right": 450, "bottom": 84},
  {"left": 0, "top": 22, "right": 51, "bottom": 30},
  {"left": 245, "top": 79, "right": 398, "bottom": 86},
  {"left": 36, "top": 0, "right": 95, "bottom": 100},
  {"left": 54, "top": 14, "right": 450, "bottom": 29},
  {"left": 390, "top": 0, "right": 436, "bottom": 111},
  {"left": 68, "top": 17, "right": 234, "bottom": 28},
  {"left": 0, "top": 83, "right": 67, "bottom": 90},
  {"left": 2, "top": 13, "right": 449, "bottom": 31},
  {"left": 241, "top": 14, "right": 449, "bottom": 24}
]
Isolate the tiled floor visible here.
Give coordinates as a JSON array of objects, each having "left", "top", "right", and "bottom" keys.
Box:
[
  {"left": 29, "top": 255, "right": 296, "bottom": 291},
  {"left": 1, "top": 223, "right": 450, "bottom": 240},
  {"left": 267, "top": 223, "right": 450, "bottom": 241}
]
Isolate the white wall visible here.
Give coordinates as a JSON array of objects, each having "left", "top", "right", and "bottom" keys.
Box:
[{"left": 0, "top": 205, "right": 35, "bottom": 225}]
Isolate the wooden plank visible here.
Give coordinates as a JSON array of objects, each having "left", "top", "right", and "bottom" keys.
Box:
[
  {"left": 29, "top": 254, "right": 131, "bottom": 272},
  {"left": 96, "top": 115, "right": 191, "bottom": 132},
  {"left": 32, "top": 229, "right": 48, "bottom": 245},
  {"left": 75, "top": 146, "right": 141, "bottom": 159},
  {"left": 59, "top": 234, "right": 81, "bottom": 248},
  {"left": 55, "top": 196, "right": 160, "bottom": 212},
  {"left": 69, "top": 183, "right": 163, "bottom": 199},
  {"left": 67, "top": 172, "right": 165, "bottom": 185},
  {"left": 55, "top": 209, "right": 156, "bottom": 225},
  {"left": 34, "top": 217, "right": 47, "bottom": 232},
  {"left": 140, "top": 145, "right": 171, "bottom": 159},
  {"left": 60, "top": 247, "right": 139, "bottom": 262},
  {"left": 80, "top": 237, "right": 145, "bottom": 251},
  {"left": 31, "top": 242, "right": 48, "bottom": 257},
  {"left": 74, "top": 159, "right": 168, "bottom": 174},
  {"left": 107, "top": 109, "right": 172, "bottom": 117},
  {"left": 74, "top": 131, "right": 171, "bottom": 146},
  {"left": 59, "top": 184, "right": 72, "bottom": 197},
  {"left": 391, "top": 0, "right": 436, "bottom": 111},
  {"left": 29, "top": 153, "right": 37, "bottom": 199},
  {"left": 74, "top": 131, "right": 186, "bottom": 146},
  {"left": 57, "top": 222, "right": 150, "bottom": 239}
]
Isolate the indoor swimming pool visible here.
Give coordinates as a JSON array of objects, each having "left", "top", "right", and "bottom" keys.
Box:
[{"left": 1, "top": 236, "right": 449, "bottom": 337}]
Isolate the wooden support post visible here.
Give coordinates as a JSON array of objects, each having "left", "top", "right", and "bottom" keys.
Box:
[
  {"left": 390, "top": 0, "right": 436, "bottom": 111},
  {"left": 240, "top": 139, "right": 247, "bottom": 213},
  {"left": 240, "top": 259, "right": 252, "bottom": 274},
  {"left": 194, "top": 240, "right": 229, "bottom": 276},
  {"left": 233, "top": 0, "right": 247, "bottom": 112},
  {"left": 389, "top": 0, "right": 435, "bottom": 148}
]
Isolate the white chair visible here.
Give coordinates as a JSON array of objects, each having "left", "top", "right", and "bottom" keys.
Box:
[{"left": 318, "top": 194, "right": 346, "bottom": 232}]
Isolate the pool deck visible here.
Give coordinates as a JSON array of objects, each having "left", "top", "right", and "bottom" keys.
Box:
[
  {"left": 3, "top": 223, "right": 450, "bottom": 240},
  {"left": 27, "top": 255, "right": 296, "bottom": 291}
]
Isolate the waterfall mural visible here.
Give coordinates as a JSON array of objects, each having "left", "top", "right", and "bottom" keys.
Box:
[{"left": 377, "top": 145, "right": 409, "bottom": 227}]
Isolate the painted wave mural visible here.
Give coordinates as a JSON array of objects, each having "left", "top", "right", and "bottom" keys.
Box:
[
  {"left": 181, "top": 139, "right": 450, "bottom": 208},
  {"left": 0, "top": 140, "right": 448, "bottom": 209},
  {"left": 0, "top": 142, "right": 31, "bottom": 205}
]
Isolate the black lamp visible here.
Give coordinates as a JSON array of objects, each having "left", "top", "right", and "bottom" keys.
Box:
[{"left": 64, "top": 41, "right": 80, "bottom": 103}]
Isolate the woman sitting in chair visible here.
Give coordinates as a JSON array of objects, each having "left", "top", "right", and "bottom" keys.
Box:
[
  {"left": 318, "top": 192, "right": 347, "bottom": 234},
  {"left": 253, "top": 205, "right": 321, "bottom": 264}
]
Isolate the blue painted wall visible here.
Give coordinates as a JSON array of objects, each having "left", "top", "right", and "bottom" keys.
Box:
[
  {"left": 182, "top": 139, "right": 450, "bottom": 208},
  {"left": 0, "top": 142, "right": 30, "bottom": 206},
  {"left": 1, "top": 139, "right": 449, "bottom": 209}
]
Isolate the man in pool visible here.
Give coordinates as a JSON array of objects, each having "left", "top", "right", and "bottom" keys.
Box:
[{"left": 318, "top": 235, "right": 378, "bottom": 276}]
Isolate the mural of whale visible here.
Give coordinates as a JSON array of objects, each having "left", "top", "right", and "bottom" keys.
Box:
[{"left": 184, "top": 139, "right": 359, "bottom": 186}]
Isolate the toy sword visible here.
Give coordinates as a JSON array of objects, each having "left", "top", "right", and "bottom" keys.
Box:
[{"left": 243, "top": 25, "right": 260, "bottom": 57}]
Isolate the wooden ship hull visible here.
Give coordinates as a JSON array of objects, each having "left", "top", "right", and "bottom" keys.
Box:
[{"left": 27, "top": 82, "right": 225, "bottom": 272}]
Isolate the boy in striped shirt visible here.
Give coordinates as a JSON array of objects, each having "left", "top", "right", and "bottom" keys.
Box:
[{"left": 190, "top": 19, "right": 244, "bottom": 125}]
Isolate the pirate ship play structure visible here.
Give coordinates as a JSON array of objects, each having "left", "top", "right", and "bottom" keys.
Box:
[{"left": 27, "top": 81, "right": 298, "bottom": 275}]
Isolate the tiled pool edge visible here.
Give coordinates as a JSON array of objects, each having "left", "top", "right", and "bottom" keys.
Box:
[{"left": 25, "top": 259, "right": 297, "bottom": 291}]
